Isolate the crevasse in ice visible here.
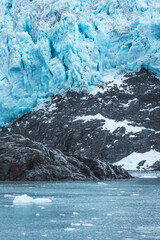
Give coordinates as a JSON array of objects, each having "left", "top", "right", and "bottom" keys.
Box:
[{"left": 0, "top": 0, "right": 160, "bottom": 126}]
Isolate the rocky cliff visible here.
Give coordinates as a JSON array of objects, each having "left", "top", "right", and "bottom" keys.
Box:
[
  {"left": 0, "top": 135, "right": 131, "bottom": 181},
  {"left": 0, "top": 69, "right": 159, "bottom": 175}
]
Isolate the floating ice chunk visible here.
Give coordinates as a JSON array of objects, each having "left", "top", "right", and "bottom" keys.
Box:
[
  {"left": 13, "top": 194, "right": 52, "bottom": 205},
  {"left": 97, "top": 182, "right": 108, "bottom": 185},
  {"left": 107, "top": 213, "right": 112, "bottom": 216},
  {"left": 64, "top": 228, "right": 76, "bottom": 231},
  {"left": 21, "top": 232, "right": 26, "bottom": 236},
  {"left": 73, "top": 212, "right": 79, "bottom": 215},
  {"left": 39, "top": 206, "right": 45, "bottom": 209},
  {"left": 92, "top": 217, "right": 98, "bottom": 220},
  {"left": 50, "top": 220, "right": 57, "bottom": 223},
  {"left": 4, "top": 194, "right": 13, "bottom": 198},
  {"left": 131, "top": 194, "right": 140, "bottom": 196},
  {"left": 71, "top": 222, "right": 93, "bottom": 227},
  {"left": 71, "top": 223, "right": 81, "bottom": 226},
  {"left": 82, "top": 223, "right": 94, "bottom": 227},
  {"left": 41, "top": 234, "right": 48, "bottom": 237}
]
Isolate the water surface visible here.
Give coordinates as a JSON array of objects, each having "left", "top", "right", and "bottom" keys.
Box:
[{"left": 0, "top": 172, "right": 160, "bottom": 240}]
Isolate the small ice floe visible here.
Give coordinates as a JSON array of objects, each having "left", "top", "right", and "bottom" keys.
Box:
[
  {"left": 39, "top": 206, "right": 45, "bottom": 210},
  {"left": 4, "top": 205, "right": 14, "bottom": 208},
  {"left": 50, "top": 220, "right": 56, "bottom": 223},
  {"left": 36, "top": 213, "right": 40, "bottom": 216},
  {"left": 72, "top": 212, "right": 79, "bottom": 215},
  {"left": 107, "top": 213, "right": 112, "bottom": 217},
  {"left": 92, "top": 217, "right": 97, "bottom": 220},
  {"left": 41, "top": 234, "right": 48, "bottom": 237},
  {"left": 71, "top": 221, "right": 93, "bottom": 227},
  {"left": 64, "top": 228, "right": 76, "bottom": 231},
  {"left": 131, "top": 194, "right": 140, "bottom": 197},
  {"left": 82, "top": 223, "right": 93, "bottom": 227},
  {"left": 4, "top": 194, "right": 14, "bottom": 198},
  {"left": 59, "top": 213, "right": 65, "bottom": 217},
  {"left": 71, "top": 223, "right": 81, "bottom": 226},
  {"left": 21, "top": 232, "right": 26, "bottom": 236},
  {"left": 97, "top": 182, "right": 108, "bottom": 185},
  {"left": 120, "top": 191, "right": 125, "bottom": 193},
  {"left": 13, "top": 194, "right": 52, "bottom": 205}
]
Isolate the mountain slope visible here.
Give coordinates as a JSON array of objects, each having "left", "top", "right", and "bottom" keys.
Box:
[{"left": 1, "top": 69, "right": 159, "bottom": 171}]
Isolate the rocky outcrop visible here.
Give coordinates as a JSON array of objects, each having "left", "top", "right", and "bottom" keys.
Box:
[
  {"left": 1, "top": 69, "right": 159, "bottom": 167},
  {"left": 150, "top": 162, "right": 160, "bottom": 171},
  {"left": 0, "top": 135, "right": 131, "bottom": 181}
]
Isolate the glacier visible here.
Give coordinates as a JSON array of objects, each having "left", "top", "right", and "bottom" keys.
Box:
[{"left": 0, "top": 0, "right": 160, "bottom": 126}]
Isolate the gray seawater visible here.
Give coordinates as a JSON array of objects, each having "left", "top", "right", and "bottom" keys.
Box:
[{"left": 0, "top": 171, "right": 160, "bottom": 240}]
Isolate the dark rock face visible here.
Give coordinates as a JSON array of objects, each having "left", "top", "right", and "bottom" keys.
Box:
[
  {"left": 1, "top": 69, "right": 159, "bottom": 168},
  {"left": 0, "top": 135, "right": 131, "bottom": 181},
  {"left": 150, "top": 161, "right": 160, "bottom": 171}
]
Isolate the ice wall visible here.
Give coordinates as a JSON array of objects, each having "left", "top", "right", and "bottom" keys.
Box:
[{"left": 0, "top": 0, "right": 160, "bottom": 126}]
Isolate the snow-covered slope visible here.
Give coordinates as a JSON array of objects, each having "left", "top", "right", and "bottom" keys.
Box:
[
  {"left": 114, "top": 150, "right": 160, "bottom": 170},
  {"left": 0, "top": 0, "right": 160, "bottom": 126}
]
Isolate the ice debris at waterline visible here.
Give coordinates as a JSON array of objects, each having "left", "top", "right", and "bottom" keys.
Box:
[
  {"left": 13, "top": 194, "right": 52, "bottom": 205},
  {"left": 130, "top": 171, "right": 160, "bottom": 179},
  {"left": 0, "top": 0, "right": 160, "bottom": 126}
]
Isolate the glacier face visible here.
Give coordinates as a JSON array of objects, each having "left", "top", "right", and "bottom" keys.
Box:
[{"left": 0, "top": 0, "right": 160, "bottom": 126}]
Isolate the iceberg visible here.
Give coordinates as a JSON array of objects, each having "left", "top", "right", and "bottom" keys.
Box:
[
  {"left": 0, "top": 0, "right": 160, "bottom": 126},
  {"left": 13, "top": 194, "right": 52, "bottom": 205}
]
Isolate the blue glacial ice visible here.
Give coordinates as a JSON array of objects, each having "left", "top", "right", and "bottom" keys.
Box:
[{"left": 0, "top": 0, "right": 160, "bottom": 126}]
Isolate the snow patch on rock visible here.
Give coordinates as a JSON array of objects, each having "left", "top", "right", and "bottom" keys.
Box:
[
  {"left": 114, "top": 150, "right": 160, "bottom": 170},
  {"left": 74, "top": 114, "right": 146, "bottom": 133}
]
